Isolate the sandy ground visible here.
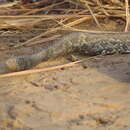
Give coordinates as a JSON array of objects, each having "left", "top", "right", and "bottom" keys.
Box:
[
  {"left": 0, "top": 54, "right": 130, "bottom": 130},
  {"left": 0, "top": 18, "right": 130, "bottom": 130}
]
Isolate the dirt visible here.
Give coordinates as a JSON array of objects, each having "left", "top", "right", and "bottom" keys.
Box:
[{"left": 0, "top": 18, "right": 130, "bottom": 130}]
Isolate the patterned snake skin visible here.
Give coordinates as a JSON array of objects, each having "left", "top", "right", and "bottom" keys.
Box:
[{"left": 5, "top": 32, "right": 130, "bottom": 71}]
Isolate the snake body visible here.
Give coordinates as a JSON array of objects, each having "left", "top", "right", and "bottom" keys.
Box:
[{"left": 5, "top": 32, "right": 130, "bottom": 71}]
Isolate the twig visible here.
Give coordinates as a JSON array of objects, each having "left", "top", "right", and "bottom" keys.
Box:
[{"left": 0, "top": 61, "right": 81, "bottom": 78}]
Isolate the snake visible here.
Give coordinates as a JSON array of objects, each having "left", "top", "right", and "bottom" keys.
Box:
[{"left": 5, "top": 32, "right": 130, "bottom": 72}]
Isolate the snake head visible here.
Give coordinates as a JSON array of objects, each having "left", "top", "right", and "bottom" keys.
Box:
[{"left": 5, "top": 56, "right": 33, "bottom": 71}]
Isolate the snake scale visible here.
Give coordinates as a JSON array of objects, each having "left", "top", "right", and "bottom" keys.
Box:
[{"left": 5, "top": 32, "right": 130, "bottom": 71}]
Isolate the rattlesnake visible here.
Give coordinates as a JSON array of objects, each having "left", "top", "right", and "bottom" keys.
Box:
[{"left": 5, "top": 32, "right": 130, "bottom": 72}]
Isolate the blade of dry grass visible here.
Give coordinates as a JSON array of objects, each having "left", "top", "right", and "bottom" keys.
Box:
[
  {"left": 0, "top": 14, "right": 127, "bottom": 19},
  {"left": 0, "top": 60, "right": 81, "bottom": 78},
  {"left": 23, "top": 1, "right": 65, "bottom": 15},
  {"left": 125, "top": 0, "right": 130, "bottom": 32},
  {"left": 0, "top": 18, "right": 50, "bottom": 29},
  {"left": 96, "top": 0, "right": 109, "bottom": 16},
  {"left": 0, "top": 14, "right": 99, "bottom": 18},
  {"left": 20, "top": 0, "right": 52, "bottom": 8},
  {"left": 0, "top": 1, "right": 18, "bottom": 8},
  {"left": 15, "top": 34, "right": 61, "bottom": 47},
  {"left": 84, "top": 2, "right": 102, "bottom": 30},
  {"left": 66, "top": 0, "right": 94, "bottom": 7},
  {"left": 60, "top": 26, "right": 128, "bottom": 33}
]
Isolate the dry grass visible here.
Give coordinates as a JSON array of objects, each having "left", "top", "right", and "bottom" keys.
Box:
[{"left": 0, "top": 0, "right": 128, "bottom": 31}]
